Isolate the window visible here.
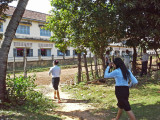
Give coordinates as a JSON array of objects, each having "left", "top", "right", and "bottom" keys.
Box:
[
  {"left": 0, "top": 23, "right": 3, "bottom": 32},
  {"left": 38, "top": 49, "right": 51, "bottom": 56},
  {"left": 57, "top": 50, "right": 64, "bottom": 56},
  {"left": 65, "top": 50, "right": 70, "bottom": 56},
  {"left": 73, "top": 50, "right": 77, "bottom": 56},
  {"left": 13, "top": 48, "right": 33, "bottom": 57},
  {"left": 16, "top": 25, "right": 30, "bottom": 34},
  {"left": 57, "top": 50, "right": 70, "bottom": 56},
  {"left": 40, "top": 28, "right": 51, "bottom": 36},
  {"left": 73, "top": 50, "right": 84, "bottom": 56}
]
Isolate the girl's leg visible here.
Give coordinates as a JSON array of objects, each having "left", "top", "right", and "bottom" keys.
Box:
[
  {"left": 57, "top": 90, "right": 61, "bottom": 103},
  {"left": 54, "top": 90, "right": 57, "bottom": 99},
  {"left": 126, "top": 110, "right": 136, "bottom": 120},
  {"left": 112, "top": 108, "right": 123, "bottom": 120}
]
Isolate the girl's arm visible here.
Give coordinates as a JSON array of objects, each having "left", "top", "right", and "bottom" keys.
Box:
[
  {"left": 104, "top": 66, "right": 117, "bottom": 78},
  {"left": 129, "top": 70, "right": 138, "bottom": 87},
  {"left": 49, "top": 68, "right": 52, "bottom": 76}
]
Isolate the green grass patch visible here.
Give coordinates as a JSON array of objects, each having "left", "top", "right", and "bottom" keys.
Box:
[
  {"left": 7, "top": 64, "right": 77, "bottom": 74},
  {"left": 62, "top": 77, "right": 160, "bottom": 120}
]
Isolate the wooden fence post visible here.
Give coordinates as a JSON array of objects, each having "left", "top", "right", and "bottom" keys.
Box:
[
  {"left": 23, "top": 48, "right": 27, "bottom": 78},
  {"left": 13, "top": 55, "right": 15, "bottom": 79},
  {"left": 38, "top": 55, "right": 41, "bottom": 67},
  {"left": 52, "top": 55, "right": 54, "bottom": 61}
]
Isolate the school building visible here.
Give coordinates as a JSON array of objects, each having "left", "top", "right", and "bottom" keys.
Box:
[
  {"left": 0, "top": 6, "right": 88, "bottom": 62},
  {"left": 0, "top": 6, "right": 135, "bottom": 63}
]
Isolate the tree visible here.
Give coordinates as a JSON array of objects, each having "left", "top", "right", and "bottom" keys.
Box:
[
  {"left": 0, "top": 0, "right": 29, "bottom": 102},
  {"left": 0, "top": 0, "right": 14, "bottom": 17},
  {"left": 0, "top": 0, "right": 15, "bottom": 39},
  {"left": 112, "top": 0, "right": 160, "bottom": 74},
  {"left": 46, "top": 0, "right": 118, "bottom": 78}
]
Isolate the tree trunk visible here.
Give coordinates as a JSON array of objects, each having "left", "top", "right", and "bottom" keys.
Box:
[
  {"left": 132, "top": 46, "right": 137, "bottom": 75},
  {"left": 63, "top": 53, "right": 65, "bottom": 59},
  {"left": 0, "top": 0, "right": 29, "bottom": 102},
  {"left": 83, "top": 53, "right": 89, "bottom": 81},
  {"left": 77, "top": 53, "right": 82, "bottom": 83},
  {"left": 94, "top": 55, "right": 98, "bottom": 78},
  {"left": 100, "top": 54, "right": 105, "bottom": 77}
]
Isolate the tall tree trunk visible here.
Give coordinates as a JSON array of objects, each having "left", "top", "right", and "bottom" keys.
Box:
[
  {"left": 0, "top": 0, "right": 29, "bottom": 102},
  {"left": 100, "top": 54, "right": 105, "bottom": 77},
  {"left": 132, "top": 46, "right": 137, "bottom": 75},
  {"left": 77, "top": 53, "right": 82, "bottom": 83},
  {"left": 83, "top": 52, "right": 89, "bottom": 81},
  {"left": 94, "top": 55, "right": 98, "bottom": 78}
]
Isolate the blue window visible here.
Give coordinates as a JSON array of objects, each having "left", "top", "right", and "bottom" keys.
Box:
[
  {"left": 57, "top": 50, "right": 70, "bottom": 56},
  {"left": 40, "top": 28, "right": 51, "bottom": 36},
  {"left": 16, "top": 25, "right": 30, "bottom": 34},
  {"left": 57, "top": 50, "right": 64, "bottom": 56},
  {"left": 0, "top": 23, "right": 3, "bottom": 32},
  {"left": 65, "top": 50, "right": 70, "bottom": 56},
  {"left": 38, "top": 49, "right": 51, "bottom": 56},
  {"left": 13, "top": 48, "right": 33, "bottom": 57}
]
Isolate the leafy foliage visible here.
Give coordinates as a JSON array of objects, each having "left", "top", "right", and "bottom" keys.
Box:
[
  {"left": 0, "top": 0, "right": 15, "bottom": 18},
  {"left": 5, "top": 75, "right": 56, "bottom": 113},
  {"left": 6, "top": 75, "right": 36, "bottom": 101}
]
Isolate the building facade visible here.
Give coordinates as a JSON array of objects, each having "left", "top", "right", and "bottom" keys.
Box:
[
  {"left": 0, "top": 6, "right": 83, "bottom": 62},
  {"left": 0, "top": 6, "right": 135, "bottom": 63}
]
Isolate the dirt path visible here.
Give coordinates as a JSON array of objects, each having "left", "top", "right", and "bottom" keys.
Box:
[
  {"left": 40, "top": 84, "right": 104, "bottom": 120},
  {"left": 31, "top": 67, "right": 104, "bottom": 120},
  {"left": 30, "top": 67, "right": 84, "bottom": 85}
]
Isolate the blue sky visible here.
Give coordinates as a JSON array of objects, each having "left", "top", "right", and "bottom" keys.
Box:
[{"left": 9, "top": 0, "right": 52, "bottom": 14}]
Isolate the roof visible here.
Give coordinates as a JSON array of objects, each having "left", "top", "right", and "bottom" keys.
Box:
[{"left": 5, "top": 6, "right": 49, "bottom": 22}]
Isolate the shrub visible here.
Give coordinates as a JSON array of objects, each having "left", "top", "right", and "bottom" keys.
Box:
[
  {"left": 6, "top": 74, "right": 36, "bottom": 102},
  {"left": 6, "top": 74, "right": 56, "bottom": 113}
]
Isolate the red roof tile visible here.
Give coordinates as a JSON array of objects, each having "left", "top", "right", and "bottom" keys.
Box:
[{"left": 5, "top": 6, "right": 49, "bottom": 22}]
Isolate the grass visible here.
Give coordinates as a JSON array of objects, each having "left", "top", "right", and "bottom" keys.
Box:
[
  {"left": 0, "top": 99, "right": 62, "bottom": 120},
  {"left": 7, "top": 64, "right": 77, "bottom": 74},
  {"left": 0, "top": 107, "right": 61, "bottom": 120},
  {"left": 0, "top": 75, "right": 62, "bottom": 120},
  {"left": 62, "top": 74, "right": 160, "bottom": 120}
]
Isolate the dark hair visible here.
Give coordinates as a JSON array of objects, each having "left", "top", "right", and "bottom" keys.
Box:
[
  {"left": 113, "top": 57, "right": 130, "bottom": 80},
  {"left": 53, "top": 60, "right": 59, "bottom": 65}
]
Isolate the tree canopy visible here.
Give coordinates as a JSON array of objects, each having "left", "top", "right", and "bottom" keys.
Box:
[{"left": 46, "top": 0, "right": 160, "bottom": 74}]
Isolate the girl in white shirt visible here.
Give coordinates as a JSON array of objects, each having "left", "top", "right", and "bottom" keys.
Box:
[{"left": 49, "top": 60, "right": 61, "bottom": 103}]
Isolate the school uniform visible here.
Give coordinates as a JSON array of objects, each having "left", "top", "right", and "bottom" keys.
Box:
[{"left": 104, "top": 66, "right": 138, "bottom": 111}]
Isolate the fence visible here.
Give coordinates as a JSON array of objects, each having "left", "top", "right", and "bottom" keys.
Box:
[
  {"left": 7, "top": 54, "right": 102, "bottom": 77},
  {"left": 7, "top": 54, "right": 160, "bottom": 82}
]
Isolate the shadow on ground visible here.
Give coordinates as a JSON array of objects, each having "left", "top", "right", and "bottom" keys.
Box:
[
  {"left": 0, "top": 105, "right": 62, "bottom": 120},
  {"left": 56, "top": 108, "right": 106, "bottom": 120}
]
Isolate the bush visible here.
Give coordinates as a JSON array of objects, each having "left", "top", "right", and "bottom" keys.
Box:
[
  {"left": 5, "top": 74, "right": 56, "bottom": 113},
  {"left": 6, "top": 74, "right": 36, "bottom": 102}
]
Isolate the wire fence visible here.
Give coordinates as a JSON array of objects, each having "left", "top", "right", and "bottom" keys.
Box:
[{"left": 7, "top": 54, "right": 160, "bottom": 83}]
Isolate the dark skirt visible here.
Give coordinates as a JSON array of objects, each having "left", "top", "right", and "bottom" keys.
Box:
[
  {"left": 115, "top": 86, "right": 131, "bottom": 111},
  {"left": 52, "top": 77, "right": 60, "bottom": 90}
]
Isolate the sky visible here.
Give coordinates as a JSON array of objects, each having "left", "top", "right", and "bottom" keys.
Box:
[{"left": 9, "top": 0, "right": 52, "bottom": 14}]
